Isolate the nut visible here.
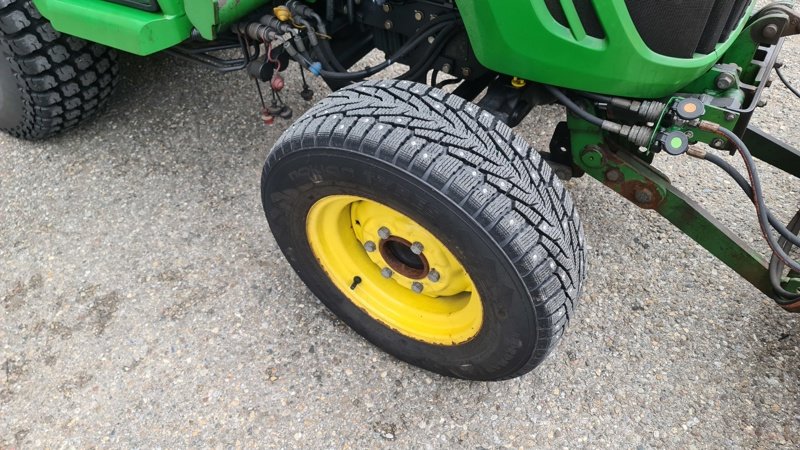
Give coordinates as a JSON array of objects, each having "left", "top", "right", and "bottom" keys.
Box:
[
  {"left": 414, "top": 10, "right": 423, "bottom": 21},
  {"left": 411, "top": 282, "right": 424, "bottom": 293},
  {"left": 381, "top": 268, "right": 393, "bottom": 279},
  {"left": 715, "top": 73, "right": 735, "bottom": 90},
  {"left": 364, "top": 241, "right": 376, "bottom": 252},
  {"left": 428, "top": 269, "right": 440, "bottom": 282},
  {"left": 378, "top": 227, "right": 391, "bottom": 240},
  {"left": 410, "top": 242, "right": 424, "bottom": 255}
]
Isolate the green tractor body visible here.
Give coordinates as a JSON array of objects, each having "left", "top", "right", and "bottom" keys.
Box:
[{"left": 33, "top": 0, "right": 756, "bottom": 98}]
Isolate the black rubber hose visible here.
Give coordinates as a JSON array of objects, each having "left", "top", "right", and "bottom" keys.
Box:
[
  {"left": 704, "top": 152, "right": 800, "bottom": 248},
  {"left": 776, "top": 66, "right": 800, "bottom": 99},
  {"left": 307, "top": 20, "right": 455, "bottom": 80},
  {"left": 546, "top": 86, "right": 605, "bottom": 128},
  {"left": 769, "top": 210, "right": 800, "bottom": 303},
  {"left": 710, "top": 126, "right": 800, "bottom": 274},
  {"left": 580, "top": 92, "right": 614, "bottom": 103}
]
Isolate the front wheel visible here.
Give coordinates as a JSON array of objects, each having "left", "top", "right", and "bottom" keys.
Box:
[{"left": 261, "top": 80, "right": 586, "bottom": 380}]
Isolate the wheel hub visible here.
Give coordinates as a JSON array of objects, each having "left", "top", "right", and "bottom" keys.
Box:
[{"left": 305, "top": 195, "right": 482, "bottom": 345}]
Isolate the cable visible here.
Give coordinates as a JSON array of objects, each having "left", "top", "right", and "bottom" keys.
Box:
[
  {"left": 698, "top": 123, "right": 800, "bottom": 292},
  {"left": 703, "top": 152, "right": 800, "bottom": 248},
  {"left": 776, "top": 66, "right": 800, "bottom": 99},
  {"left": 303, "top": 20, "right": 456, "bottom": 80},
  {"left": 769, "top": 210, "right": 800, "bottom": 304},
  {"left": 546, "top": 86, "right": 605, "bottom": 128}
]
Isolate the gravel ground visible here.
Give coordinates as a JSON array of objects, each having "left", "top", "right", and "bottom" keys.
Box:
[{"left": 2, "top": 14, "right": 800, "bottom": 449}]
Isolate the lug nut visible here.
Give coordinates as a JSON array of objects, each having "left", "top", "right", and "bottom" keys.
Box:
[
  {"left": 428, "top": 269, "right": 440, "bottom": 282},
  {"left": 381, "top": 267, "right": 393, "bottom": 279},
  {"left": 378, "top": 227, "right": 391, "bottom": 240},
  {"left": 412, "top": 282, "right": 424, "bottom": 293},
  {"left": 410, "top": 242, "right": 424, "bottom": 255},
  {"left": 364, "top": 241, "right": 376, "bottom": 252}
]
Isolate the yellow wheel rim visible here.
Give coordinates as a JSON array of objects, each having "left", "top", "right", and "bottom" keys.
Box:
[{"left": 306, "top": 195, "right": 483, "bottom": 345}]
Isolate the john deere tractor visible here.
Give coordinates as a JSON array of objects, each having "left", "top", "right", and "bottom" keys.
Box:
[{"left": 2, "top": 0, "right": 799, "bottom": 380}]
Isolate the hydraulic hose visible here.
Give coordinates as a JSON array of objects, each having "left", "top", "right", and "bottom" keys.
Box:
[
  {"left": 300, "top": 20, "right": 456, "bottom": 80},
  {"left": 547, "top": 86, "right": 605, "bottom": 128},
  {"left": 697, "top": 122, "right": 800, "bottom": 285},
  {"left": 702, "top": 152, "right": 800, "bottom": 248},
  {"left": 286, "top": 0, "right": 347, "bottom": 72}
]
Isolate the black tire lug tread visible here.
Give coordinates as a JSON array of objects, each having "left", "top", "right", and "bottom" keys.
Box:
[{"left": 0, "top": 0, "right": 118, "bottom": 139}]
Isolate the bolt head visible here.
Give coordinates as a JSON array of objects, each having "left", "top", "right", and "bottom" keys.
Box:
[
  {"left": 715, "top": 73, "right": 735, "bottom": 90},
  {"left": 378, "top": 227, "right": 391, "bottom": 240},
  {"left": 381, "top": 268, "right": 393, "bottom": 279},
  {"left": 411, "top": 282, "right": 424, "bottom": 293},
  {"left": 461, "top": 67, "right": 472, "bottom": 78},
  {"left": 382, "top": 4, "right": 391, "bottom": 12},
  {"left": 724, "top": 113, "right": 736, "bottom": 122},
  {"left": 364, "top": 241, "right": 376, "bottom": 252},
  {"left": 427, "top": 36, "right": 436, "bottom": 45},
  {"left": 711, "top": 138, "right": 725, "bottom": 148},
  {"left": 428, "top": 269, "right": 440, "bottom": 283},
  {"left": 763, "top": 23, "right": 779, "bottom": 39},
  {"left": 605, "top": 169, "right": 622, "bottom": 182},
  {"left": 440, "top": 63, "right": 451, "bottom": 73},
  {"left": 414, "top": 10, "right": 423, "bottom": 21},
  {"left": 410, "top": 242, "right": 424, "bottom": 255},
  {"left": 634, "top": 189, "right": 654, "bottom": 204},
  {"left": 384, "top": 20, "right": 393, "bottom": 30}
]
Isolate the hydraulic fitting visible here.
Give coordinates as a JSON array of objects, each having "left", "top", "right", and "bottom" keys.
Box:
[{"left": 608, "top": 98, "right": 666, "bottom": 122}]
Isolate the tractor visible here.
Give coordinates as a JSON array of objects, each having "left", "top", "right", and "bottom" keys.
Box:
[{"left": 2, "top": 0, "right": 799, "bottom": 381}]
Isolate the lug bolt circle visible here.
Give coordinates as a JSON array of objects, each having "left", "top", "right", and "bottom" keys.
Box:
[
  {"left": 378, "top": 227, "right": 391, "bottom": 240},
  {"left": 381, "top": 267, "right": 393, "bottom": 278},
  {"left": 428, "top": 269, "right": 440, "bottom": 282},
  {"left": 412, "top": 282, "right": 424, "bottom": 293},
  {"left": 364, "top": 241, "right": 376, "bottom": 252},
  {"left": 410, "top": 242, "right": 424, "bottom": 255}
]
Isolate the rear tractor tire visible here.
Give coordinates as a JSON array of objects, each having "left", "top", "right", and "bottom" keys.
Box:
[
  {"left": 0, "top": 0, "right": 119, "bottom": 139},
  {"left": 261, "top": 80, "right": 586, "bottom": 380}
]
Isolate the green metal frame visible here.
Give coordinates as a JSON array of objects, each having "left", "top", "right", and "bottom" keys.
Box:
[
  {"left": 565, "top": 9, "right": 800, "bottom": 305},
  {"left": 32, "top": 0, "right": 268, "bottom": 55}
]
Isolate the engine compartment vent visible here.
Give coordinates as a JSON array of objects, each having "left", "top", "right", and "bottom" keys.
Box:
[
  {"left": 545, "top": 0, "right": 606, "bottom": 39},
  {"left": 625, "top": 0, "right": 753, "bottom": 58}
]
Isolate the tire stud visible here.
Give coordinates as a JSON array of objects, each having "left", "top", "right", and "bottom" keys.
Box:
[
  {"left": 410, "top": 242, "right": 424, "bottom": 255},
  {"left": 364, "top": 241, "right": 376, "bottom": 252},
  {"left": 350, "top": 276, "right": 362, "bottom": 290},
  {"left": 378, "top": 227, "right": 391, "bottom": 240},
  {"left": 381, "top": 267, "right": 393, "bottom": 278},
  {"left": 412, "top": 282, "right": 424, "bottom": 293},
  {"left": 428, "top": 269, "right": 440, "bottom": 282}
]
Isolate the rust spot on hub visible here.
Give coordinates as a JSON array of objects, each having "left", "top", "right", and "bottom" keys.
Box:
[{"left": 379, "top": 236, "right": 430, "bottom": 280}]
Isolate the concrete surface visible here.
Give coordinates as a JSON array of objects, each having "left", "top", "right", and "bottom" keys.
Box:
[{"left": 2, "top": 25, "right": 800, "bottom": 450}]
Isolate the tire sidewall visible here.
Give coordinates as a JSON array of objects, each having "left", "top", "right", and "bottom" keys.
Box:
[
  {"left": 263, "top": 147, "right": 539, "bottom": 380},
  {"left": 0, "top": 44, "right": 25, "bottom": 131}
]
